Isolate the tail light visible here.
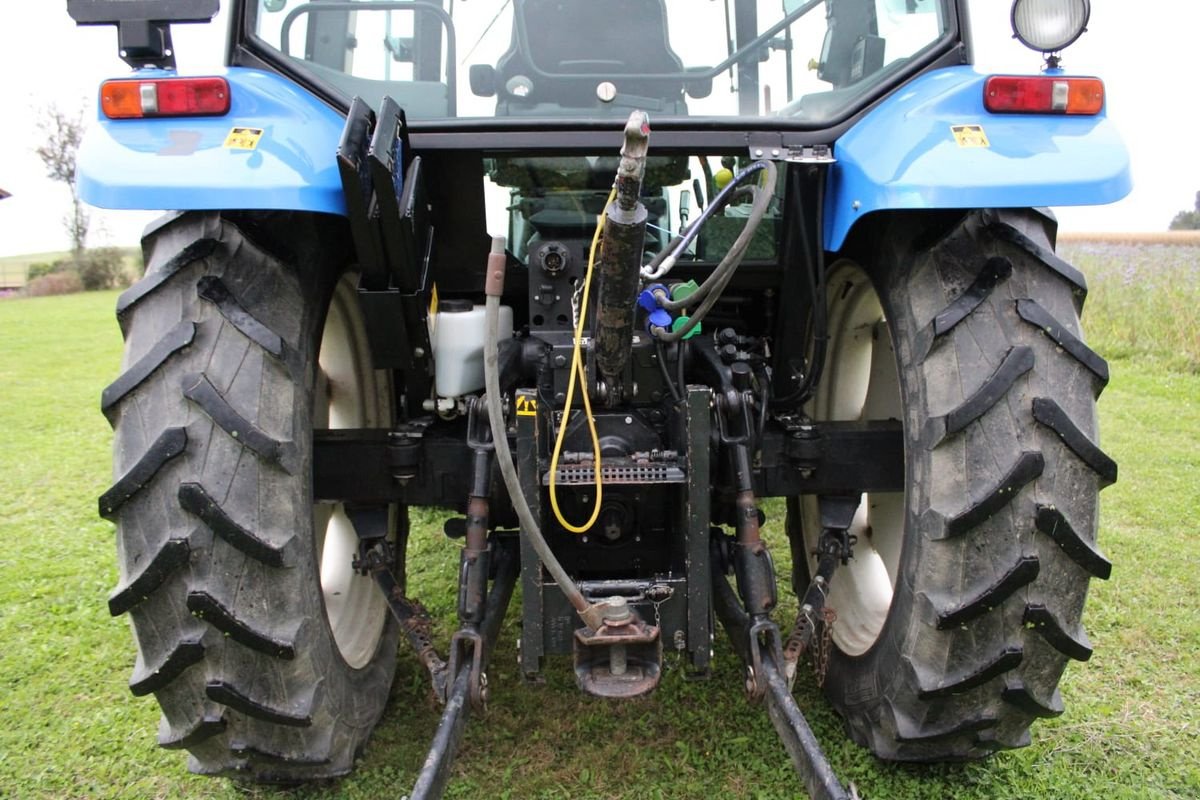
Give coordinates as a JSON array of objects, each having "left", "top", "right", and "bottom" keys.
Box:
[
  {"left": 984, "top": 75, "right": 1104, "bottom": 115},
  {"left": 101, "top": 77, "right": 230, "bottom": 119}
]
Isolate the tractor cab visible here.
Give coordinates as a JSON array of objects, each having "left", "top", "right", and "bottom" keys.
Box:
[{"left": 240, "top": 0, "right": 950, "bottom": 121}]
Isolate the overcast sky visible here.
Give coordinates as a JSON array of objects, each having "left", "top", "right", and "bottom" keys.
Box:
[{"left": 1, "top": 2, "right": 1196, "bottom": 256}]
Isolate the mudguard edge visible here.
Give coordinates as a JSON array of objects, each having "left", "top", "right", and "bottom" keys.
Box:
[
  {"left": 826, "top": 66, "right": 1133, "bottom": 251},
  {"left": 77, "top": 66, "right": 347, "bottom": 215}
]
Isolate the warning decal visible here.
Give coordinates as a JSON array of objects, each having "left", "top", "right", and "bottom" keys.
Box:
[
  {"left": 951, "top": 124, "right": 990, "bottom": 148},
  {"left": 224, "top": 127, "right": 264, "bottom": 150},
  {"left": 516, "top": 396, "right": 537, "bottom": 416}
]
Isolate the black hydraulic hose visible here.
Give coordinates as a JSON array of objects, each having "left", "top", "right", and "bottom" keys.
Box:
[
  {"left": 773, "top": 166, "right": 828, "bottom": 406},
  {"left": 652, "top": 161, "right": 778, "bottom": 344},
  {"left": 677, "top": 340, "right": 688, "bottom": 400},
  {"left": 655, "top": 339, "right": 682, "bottom": 403},
  {"left": 643, "top": 160, "right": 772, "bottom": 282}
]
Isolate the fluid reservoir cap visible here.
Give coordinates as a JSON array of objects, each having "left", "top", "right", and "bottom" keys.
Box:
[{"left": 440, "top": 299, "right": 474, "bottom": 313}]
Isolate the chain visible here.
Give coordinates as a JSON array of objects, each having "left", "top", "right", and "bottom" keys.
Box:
[{"left": 814, "top": 606, "right": 836, "bottom": 688}]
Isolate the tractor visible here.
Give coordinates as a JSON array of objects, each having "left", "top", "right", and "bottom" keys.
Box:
[{"left": 72, "top": 1, "right": 1129, "bottom": 796}]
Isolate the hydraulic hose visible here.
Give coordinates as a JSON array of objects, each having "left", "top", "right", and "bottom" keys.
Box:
[
  {"left": 652, "top": 160, "right": 778, "bottom": 343},
  {"left": 482, "top": 237, "right": 608, "bottom": 631},
  {"left": 642, "top": 160, "right": 773, "bottom": 283},
  {"left": 772, "top": 164, "right": 829, "bottom": 406}
]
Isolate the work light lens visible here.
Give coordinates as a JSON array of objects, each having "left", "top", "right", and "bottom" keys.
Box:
[{"left": 1011, "top": 0, "right": 1091, "bottom": 53}]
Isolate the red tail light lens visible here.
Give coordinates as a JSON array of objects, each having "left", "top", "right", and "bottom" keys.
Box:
[
  {"left": 984, "top": 75, "right": 1104, "bottom": 115},
  {"left": 101, "top": 77, "right": 231, "bottom": 119}
]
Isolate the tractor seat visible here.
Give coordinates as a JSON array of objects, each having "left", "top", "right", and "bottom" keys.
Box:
[{"left": 482, "top": 0, "right": 688, "bottom": 113}]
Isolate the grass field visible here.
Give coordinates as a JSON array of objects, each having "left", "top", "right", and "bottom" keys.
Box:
[{"left": 0, "top": 242, "right": 1197, "bottom": 799}]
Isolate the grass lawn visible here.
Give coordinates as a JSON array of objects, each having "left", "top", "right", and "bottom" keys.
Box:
[{"left": 0, "top": 265, "right": 1196, "bottom": 798}]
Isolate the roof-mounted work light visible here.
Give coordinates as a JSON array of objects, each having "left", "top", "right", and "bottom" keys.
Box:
[{"left": 1010, "top": 0, "right": 1090, "bottom": 59}]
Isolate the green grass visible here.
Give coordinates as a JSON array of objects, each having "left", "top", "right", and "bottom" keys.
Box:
[
  {"left": 1060, "top": 242, "right": 1200, "bottom": 373},
  {"left": 0, "top": 270, "right": 1197, "bottom": 799}
]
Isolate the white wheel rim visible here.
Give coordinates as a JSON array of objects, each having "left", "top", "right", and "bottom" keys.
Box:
[
  {"left": 801, "top": 261, "right": 904, "bottom": 657},
  {"left": 313, "top": 277, "right": 391, "bottom": 669}
]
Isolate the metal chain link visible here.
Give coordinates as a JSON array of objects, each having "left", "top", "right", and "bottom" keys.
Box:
[{"left": 814, "top": 606, "right": 837, "bottom": 688}]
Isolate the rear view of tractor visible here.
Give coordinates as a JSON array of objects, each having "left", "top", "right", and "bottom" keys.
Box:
[{"left": 73, "top": 0, "right": 1128, "bottom": 796}]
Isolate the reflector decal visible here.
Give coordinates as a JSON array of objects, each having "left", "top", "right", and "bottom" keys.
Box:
[
  {"left": 223, "top": 127, "right": 264, "bottom": 150},
  {"left": 951, "top": 124, "right": 990, "bottom": 148}
]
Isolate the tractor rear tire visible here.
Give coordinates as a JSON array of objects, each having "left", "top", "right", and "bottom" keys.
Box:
[
  {"left": 101, "top": 211, "right": 400, "bottom": 780},
  {"left": 788, "top": 208, "right": 1114, "bottom": 759}
]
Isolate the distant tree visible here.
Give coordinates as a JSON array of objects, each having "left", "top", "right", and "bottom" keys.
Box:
[
  {"left": 1169, "top": 191, "right": 1200, "bottom": 231},
  {"left": 34, "top": 104, "right": 89, "bottom": 256},
  {"left": 76, "top": 247, "right": 127, "bottom": 291}
]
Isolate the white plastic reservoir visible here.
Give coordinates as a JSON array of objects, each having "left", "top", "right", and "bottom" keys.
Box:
[{"left": 431, "top": 300, "right": 513, "bottom": 398}]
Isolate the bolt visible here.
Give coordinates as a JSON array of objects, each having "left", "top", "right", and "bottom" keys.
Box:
[
  {"left": 610, "top": 643, "right": 628, "bottom": 676},
  {"left": 413, "top": 347, "right": 426, "bottom": 358},
  {"left": 555, "top": 392, "right": 566, "bottom": 403},
  {"left": 624, "top": 416, "right": 633, "bottom": 424},
  {"left": 554, "top": 354, "right": 567, "bottom": 367},
  {"left": 754, "top": 148, "right": 764, "bottom": 157},
  {"left": 771, "top": 148, "right": 780, "bottom": 157}
]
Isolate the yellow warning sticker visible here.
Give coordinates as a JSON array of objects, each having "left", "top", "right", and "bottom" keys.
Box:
[
  {"left": 951, "top": 124, "right": 990, "bottom": 148},
  {"left": 516, "top": 396, "right": 537, "bottom": 417},
  {"left": 224, "top": 127, "right": 264, "bottom": 150}
]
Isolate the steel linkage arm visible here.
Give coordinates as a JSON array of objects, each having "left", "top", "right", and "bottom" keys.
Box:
[
  {"left": 712, "top": 540, "right": 853, "bottom": 800},
  {"left": 408, "top": 538, "right": 519, "bottom": 800}
]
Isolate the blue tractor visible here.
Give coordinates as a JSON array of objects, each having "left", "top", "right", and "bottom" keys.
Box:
[{"left": 74, "top": 1, "right": 1129, "bottom": 796}]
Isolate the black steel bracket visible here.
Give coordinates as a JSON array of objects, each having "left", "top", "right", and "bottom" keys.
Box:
[
  {"left": 68, "top": 0, "right": 218, "bottom": 69},
  {"left": 336, "top": 96, "right": 434, "bottom": 387}
]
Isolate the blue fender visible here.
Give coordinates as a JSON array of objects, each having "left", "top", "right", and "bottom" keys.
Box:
[
  {"left": 77, "top": 67, "right": 347, "bottom": 215},
  {"left": 826, "top": 65, "right": 1132, "bottom": 251}
]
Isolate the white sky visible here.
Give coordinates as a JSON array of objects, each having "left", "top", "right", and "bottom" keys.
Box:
[{"left": 0, "top": 2, "right": 1196, "bottom": 256}]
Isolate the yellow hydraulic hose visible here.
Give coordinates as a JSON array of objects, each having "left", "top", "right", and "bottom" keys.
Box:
[{"left": 547, "top": 189, "right": 614, "bottom": 533}]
